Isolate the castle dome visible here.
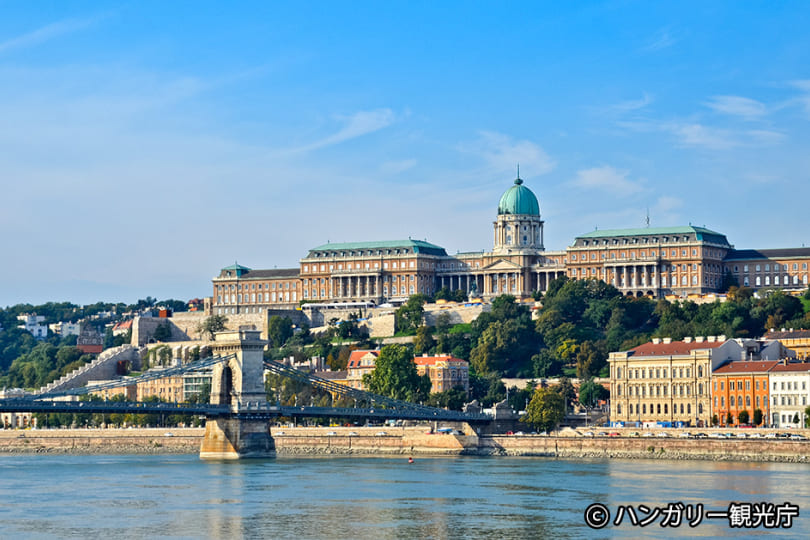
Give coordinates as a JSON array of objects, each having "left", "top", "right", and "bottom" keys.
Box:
[{"left": 497, "top": 177, "right": 540, "bottom": 216}]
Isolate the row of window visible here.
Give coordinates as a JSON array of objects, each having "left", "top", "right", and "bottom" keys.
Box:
[
  {"left": 217, "top": 292, "right": 296, "bottom": 304},
  {"left": 715, "top": 395, "right": 761, "bottom": 409},
  {"left": 582, "top": 235, "right": 695, "bottom": 247},
  {"left": 617, "top": 402, "right": 702, "bottom": 416},
  {"left": 216, "top": 282, "right": 294, "bottom": 292},
  {"left": 310, "top": 248, "right": 415, "bottom": 258},
  {"left": 618, "top": 383, "right": 703, "bottom": 397},
  {"left": 735, "top": 263, "right": 809, "bottom": 272},
  {"left": 618, "top": 366, "right": 701, "bottom": 379}
]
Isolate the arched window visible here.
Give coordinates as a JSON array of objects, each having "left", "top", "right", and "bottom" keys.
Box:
[{"left": 687, "top": 404, "right": 691, "bottom": 414}]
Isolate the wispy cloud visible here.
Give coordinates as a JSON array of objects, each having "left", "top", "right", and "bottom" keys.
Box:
[
  {"left": 288, "top": 109, "right": 396, "bottom": 153},
  {"left": 704, "top": 95, "right": 767, "bottom": 119},
  {"left": 642, "top": 27, "right": 678, "bottom": 52},
  {"left": 458, "top": 131, "right": 555, "bottom": 177},
  {"left": 608, "top": 93, "right": 653, "bottom": 114},
  {"left": 0, "top": 16, "right": 101, "bottom": 55},
  {"left": 572, "top": 166, "right": 643, "bottom": 196},
  {"left": 787, "top": 80, "right": 810, "bottom": 116},
  {"left": 379, "top": 159, "right": 417, "bottom": 175}
]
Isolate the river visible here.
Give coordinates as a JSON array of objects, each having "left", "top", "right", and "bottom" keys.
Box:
[{"left": 1, "top": 455, "right": 807, "bottom": 539}]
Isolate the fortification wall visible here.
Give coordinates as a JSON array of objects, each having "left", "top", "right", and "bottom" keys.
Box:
[{"left": 39, "top": 345, "right": 142, "bottom": 394}]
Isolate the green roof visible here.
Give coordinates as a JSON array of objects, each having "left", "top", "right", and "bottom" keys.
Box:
[
  {"left": 497, "top": 177, "right": 540, "bottom": 216},
  {"left": 576, "top": 225, "right": 728, "bottom": 242},
  {"left": 308, "top": 239, "right": 448, "bottom": 256},
  {"left": 221, "top": 263, "right": 251, "bottom": 272}
]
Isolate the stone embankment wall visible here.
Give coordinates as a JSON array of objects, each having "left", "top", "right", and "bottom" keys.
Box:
[
  {"left": 0, "top": 428, "right": 203, "bottom": 454},
  {"left": 6, "top": 426, "right": 809, "bottom": 462},
  {"left": 475, "top": 435, "right": 810, "bottom": 462}
]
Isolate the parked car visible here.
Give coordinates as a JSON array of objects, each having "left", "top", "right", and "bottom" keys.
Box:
[
  {"left": 789, "top": 434, "right": 807, "bottom": 441},
  {"left": 656, "top": 432, "right": 670, "bottom": 438},
  {"left": 678, "top": 432, "right": 692, "bottom": 438},
  {"left": 326, "top": 431, "right": 337, "bottom": 436},
  {"left": 581, "top": 431, "right": 595, "bottom": 438},
  {"left": 375, "top": 431, "right": 387, "bottom": 436},
  {"left": 693, "top": 433, "right": 708, "bottom": 439}
]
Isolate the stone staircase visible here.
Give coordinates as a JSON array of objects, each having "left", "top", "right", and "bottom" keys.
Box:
[{"left": 38, "top": 345, "right": 144, "bottom": 395}]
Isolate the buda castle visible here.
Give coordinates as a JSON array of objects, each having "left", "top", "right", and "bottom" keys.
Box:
[{"left": 211, "top": 176, "right": 810, "bottom": 315}]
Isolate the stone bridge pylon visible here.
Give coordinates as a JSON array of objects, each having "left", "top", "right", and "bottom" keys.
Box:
[{"left": 200, "top": 327, "right": 274, "bottom": 460}]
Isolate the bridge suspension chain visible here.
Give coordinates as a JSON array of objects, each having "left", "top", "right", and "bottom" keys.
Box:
[{"left": 264, "top": 360, "right": 446, "bottom": 414}]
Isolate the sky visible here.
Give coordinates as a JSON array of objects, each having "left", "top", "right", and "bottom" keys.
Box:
[{"left": 2, "top": 1, "right": 810, "bottom": 307}]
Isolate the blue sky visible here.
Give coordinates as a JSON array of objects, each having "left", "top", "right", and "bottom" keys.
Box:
[{"left": 2, "top": 1, "right": 810, "bottom": 306}]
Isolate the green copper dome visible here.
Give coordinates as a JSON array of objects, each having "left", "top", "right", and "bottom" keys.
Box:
[{"left": 497, "top": 177, "right": 540, "bottom": 216}]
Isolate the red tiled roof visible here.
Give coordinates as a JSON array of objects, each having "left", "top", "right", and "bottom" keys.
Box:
[
  {"left": 629, "top": 340, "right": 725, "bottom": 357},
  {"left": 713, "top": 361, "right": 780, "bottom": 374},
  {"left": 771, "top": 362, "right": 810, "bottom": 373},
  {"left": 113, "top": 320, "right": 133, "bottom": 330},
  {"left": 347, "top": 350, "right": 378, "bottom": 368}
]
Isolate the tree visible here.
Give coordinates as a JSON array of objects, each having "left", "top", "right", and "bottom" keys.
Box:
[
  {"left": 793, "top": 412, "right": 800, "bottom": 425},
  {"left": 578, "top": 379, "right": 608, "bottom": 408},
  {"left": 362, "top": 344, "right": 431, "bottom": 402},
  {"left": 738, "top": 409, "right": 750, "bottom": 425},
  {"left": 753, "top": 408, "right": 763, "bottom": 426},
  {"left": 805, "top": 406, "right": 810, "bottom": 428},
  {"left": 395, "top": 294, "right": 427, "bottom": 335},
  {"left": 267, "top": 316, "right": 294, "bottom": 348},
  {"left": 523, "top": 387, "right": 565, "bottom": 433},
  {"left": 413, "top": 325, "right": 435, "bottom": 355},
  {"left": 428, "top": 386, "right": 468, "bottom": 410},
  {"left": 726, "top": 412, "right": 733, "bottom": 426},
  {"left": 711, "top": 414, "right": 719, "bottom": 427},
  {"left": 197, "top": 315, "right": 228, "bottom": 340},
  {"left": 553, "top": 377, "right": 576, "bottom": 412},
  {"left": 153, "top": 320, "right": 172, "bottom": 342}
]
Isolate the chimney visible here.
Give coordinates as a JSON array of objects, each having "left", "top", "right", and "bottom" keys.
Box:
[
  {"left": 684, "top": 336, "right": 693, "bottom": 343},
  {"left": 769, "top": 328, "right": 775, "bottom": 333},
  {"left": 662, "top": 337, "right": 672, "bottom": 344},
  {"left": 718, "top": 335, "right": 726, "bottom": 342},
  {"left": 695, "top": 336, "right": 705, "bottom": 343},
  {"left": 781, "top": 328, "right": 787, "bottom": 332},
  {"left": 707, "top": 336, "right": 716, "bottom": 343},
  {"left": 652, "top": 338, "right": 661, "bottom": 345}
]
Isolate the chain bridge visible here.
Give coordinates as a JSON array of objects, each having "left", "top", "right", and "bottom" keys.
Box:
[{"left": 0, "top": 328, "right": 491, "bottom": 459}]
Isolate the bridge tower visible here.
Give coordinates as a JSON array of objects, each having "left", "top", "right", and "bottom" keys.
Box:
[{"left": 200, "top": 327, "right": 274, "bottom": 459}]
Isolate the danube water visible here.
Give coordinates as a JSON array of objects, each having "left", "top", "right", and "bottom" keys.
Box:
[{"left": 1, "top": 454, "right": 808, "bottom": 539}]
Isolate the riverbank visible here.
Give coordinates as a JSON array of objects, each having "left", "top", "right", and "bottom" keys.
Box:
[
  {"left": 2, "top": 426, "right": 809, "bottom": 463},
  {"left": 0, "top": 427, "right": 203, "bottom": 454}
]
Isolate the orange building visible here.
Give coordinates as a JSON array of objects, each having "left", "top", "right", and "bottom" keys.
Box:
[
  {"left": 413, "top": 354, "right": 470, "bottom": 394},
  {"left": 711, "top": 361, "right": 778, "bottom": 427}
]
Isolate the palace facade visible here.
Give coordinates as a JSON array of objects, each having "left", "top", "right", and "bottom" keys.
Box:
[{"left": 211, "top": 176, "right": 810, "bottom": 315}]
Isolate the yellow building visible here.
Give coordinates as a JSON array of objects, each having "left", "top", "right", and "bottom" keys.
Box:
[
  {"left": 763, "top": 329, "right": 810, "bottom": 360},
  {"left": 414, "top": 354, "right": 470, "bottom": 394}
]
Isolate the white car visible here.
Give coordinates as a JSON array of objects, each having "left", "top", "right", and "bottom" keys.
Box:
[{"left": 678, "top": 432, "right": 692, "bottom": 438}]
